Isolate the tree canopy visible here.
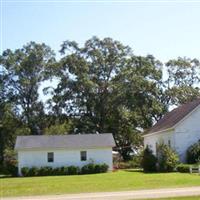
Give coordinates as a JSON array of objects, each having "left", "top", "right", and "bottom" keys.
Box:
[{"left": 1, "top": 37, "right": 200, "bottom": 162}]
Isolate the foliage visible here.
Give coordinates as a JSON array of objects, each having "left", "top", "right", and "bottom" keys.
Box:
[
  {"left": 49, "top": 37, "right": 164, "bottom": 160},
  {"left": 81, "top": 163, "right": 108, "bottom": 174},
  {"left": 44, "top": 121, "right": 72, "bottom": 135},
  {"left": 0, "top": 103, "right": 30, "bottom": 164},
  {"left": 157, "top": 143, "right": 179, "bottom": 172},
  {"left": 141, "top": 146, "right": 157, "bottom": 172},
  {"left": 1, "top": 149, "right": 18, "bottom": 176},
  {"left": 21, "top": 167, "right": 29, "bottom": 177},
  {"left": 131, "top": 154, "right": 143, "bottom": 168},
  {"left": 81, "top": 163, "right": 95, "bottom": 174},
  {"left": 187, "top": 140, "right": 200, "bottom": 164},
  {"left": 176, "top": 164, "right": 191, "bottom": 173},
  {"left": 27, "top": 167, "right": 38, "bottom": 176},
  {"left": 1, "top": 38, "right": 200, "bottom": 164},
  {"left": 165, "top": 57, "right": 200, "bottom": 106},
  {"left": 4, "top": 163, "right": 18, "bottom": 177},
  {"left": 21, "top": 166, "right": 68, "bottom": 177},
  {"left": 141, "top": 144, "right": 179, "bottom": 173},
  {"left": 67, "top": 166, "right": 80, "bottom": 175},
  {"left": 95, "top": 163, "right": 108, "bottom": 173},
  {"left": 109, "top": 106, "right": 143, "bottom": 160},
  {"left": 21, "top": 163, "right": 108, "bottom": 177},
  {"left": 0, "top": 42, "right": 55, "bottom": 135},
  {"left": 38, "top": 166, "right": 53, "bottom": 176},
  {"left": 21, "top": 167, "right": 39, "bottom": 177},
  {"left": 115, "top": 155, "right": 142, "bottom": 169},
  {"left": 53, "top": 167, "right": 68, "bottom": 175}
]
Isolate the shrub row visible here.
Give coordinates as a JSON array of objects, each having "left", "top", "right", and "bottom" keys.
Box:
[
  {"left": 176, "top": 164, "right": 191, "bottom": 173},
  {"left": 81, "top": 163, "right": 108, "bottom": 174},
  {"left": 21, "top": 163, "right": 109, "bottom": 177}
]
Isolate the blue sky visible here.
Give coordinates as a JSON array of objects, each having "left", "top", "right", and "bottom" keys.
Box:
[{"left": 1, "top": 1, "right": 200, "bottom": 63}]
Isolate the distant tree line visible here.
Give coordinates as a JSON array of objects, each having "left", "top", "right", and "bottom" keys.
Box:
[{"left": 1, "top": 36, "right": 200, "bottom": 163}]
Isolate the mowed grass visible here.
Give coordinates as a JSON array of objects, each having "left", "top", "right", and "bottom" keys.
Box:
[{"left": 1, "top": 170, "right": 200, "bottom": 197}]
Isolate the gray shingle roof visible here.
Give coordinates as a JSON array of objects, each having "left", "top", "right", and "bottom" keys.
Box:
[{"left": 15, "top": 133, "right": 115, "bottom": 150}]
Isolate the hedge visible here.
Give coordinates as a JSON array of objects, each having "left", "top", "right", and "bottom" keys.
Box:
[
  {"left": 81, "top": 163, "right": 108, "bottom": 174},
  {"left": 176, "top": 164, "right": 191, "bottom": 173},
  {"left": 21, "top": 163, "right": 109, "bottom": 177}
]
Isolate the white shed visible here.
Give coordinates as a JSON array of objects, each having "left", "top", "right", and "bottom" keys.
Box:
[{"left": 15, "top": 133, "right": 115, "bottom": 175}]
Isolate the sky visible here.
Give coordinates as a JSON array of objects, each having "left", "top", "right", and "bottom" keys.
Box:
[
  {"left": 1, "top": 0, "right": 200, "bottom": 63},
  {"left": 1, "top": 0, "right": 200, "bottom": 103}
]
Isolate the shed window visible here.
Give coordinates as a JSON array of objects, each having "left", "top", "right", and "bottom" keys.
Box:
[
  {"left": 80, "top": 151, "right": 87, "bottom": 161},
  {"left": 47, "top": 152, "right": 54, "bottom": 162}
]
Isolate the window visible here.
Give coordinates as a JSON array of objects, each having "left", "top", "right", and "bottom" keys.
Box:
[
  {"left": 168, "top": 140, "right": 171, "bottom": 147},
  {"left": 47, "top": 152, "right": 54, "bottom": 162},
  {"left": 80, "top": 151, "right": 87, "bottom": 161}
]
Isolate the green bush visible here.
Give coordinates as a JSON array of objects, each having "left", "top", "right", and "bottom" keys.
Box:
[
  {"left": 53, "top": 167, "right": 66, "bottom": 175},
  {"left": 81, "top": 163, "right": 95, "bottom": 174},
  {"left": 67, "top": 166, "right": 80, "bottom": 175},
  {"left": 38, "top": 166, "right": 53, "bottom": 176},
  {"left": 187, "top": 140, "right": 200, "bottom": 164},
  {"left": 21, "top": 167, "right": 39, "bottom": 176},
  {"left": 21, "top": 167, "right": 29, "bottom": 176},
  {"left": 0, "top": 163, "right": 18, "bottom": 176},
  {"left": 141, "top": 146, "right": 157, "bottom": 172},
  {"left": 0, "top": 165, "right": 7, "bottom": 174},
  {"left": 157, "top": 143, "right": 179, "bottom": 172},
  {"left": 6, "top": 163, "right": 18, "bottom": 177},
  {"left": 38, "top": 167, "right": 47, "bottom": 176},
  {"left": 94, "top": 164, "right": 102, "bottom": 173},
  {"left": 176, "top": 164, "right": 191, "bottom": 173},
  {"left": 3, "top": 149, "right": 18, "bottom": 176},
  {"left": 62, "top": 166, "right": 68, "bottom": 175},
  {"left": 130, "top": 154, "right": 143, "bottom": 168},
  {"left": 28, "top": 167, "right": 38, "bottom": 176},
  {"left": 1, "top": 152, "right": 18, "bottom": 177},
  {"left": 81, "top": 163, "right": 109, "bottom": 174},
  {"left": 98, "top": 163, "right": 109, "bottom": 172}
]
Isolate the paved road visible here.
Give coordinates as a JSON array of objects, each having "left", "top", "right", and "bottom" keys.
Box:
[{"left": 2, "top": 187, "right": 200, "bottom": 200}]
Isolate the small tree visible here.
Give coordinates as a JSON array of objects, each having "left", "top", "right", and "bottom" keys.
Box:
[
  {"left": 141, "top": 146, "right": 157, "bottom": 172},
  {"left": 187, "top": 140, "right": 200, "bottom": 164},
  {"left": 157, "top": 143, "right": 179, "bottom": 172}
]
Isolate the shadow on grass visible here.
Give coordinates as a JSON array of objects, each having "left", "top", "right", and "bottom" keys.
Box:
[
  {"left": 0, "top": 174, "right": 13, "bottom": 178},
  {"left": 122, "top": 169, "right": 179, "bottom": 174},
  {"left": 122, "top": 168, "right": 143, "bottom": 173}
]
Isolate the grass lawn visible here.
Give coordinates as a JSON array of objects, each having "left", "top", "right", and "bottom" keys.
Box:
[{"left": 1, "top": 170, "right": 200, "bottom": 197}]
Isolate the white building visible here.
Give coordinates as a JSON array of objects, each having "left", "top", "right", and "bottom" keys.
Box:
[
  {"left": 143, "top": 99, "right": 200, "bottom": 162},
  {"left": 15, "top": 133, "right": 115, "bottom": 175}
]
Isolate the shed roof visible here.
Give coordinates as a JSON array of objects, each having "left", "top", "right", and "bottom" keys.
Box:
[
  {"left": 15, "top": 133, "right": 115, "bottom": 150},
  {"left": 146, "top": 98, "right": 200, "bottom": 135}
]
